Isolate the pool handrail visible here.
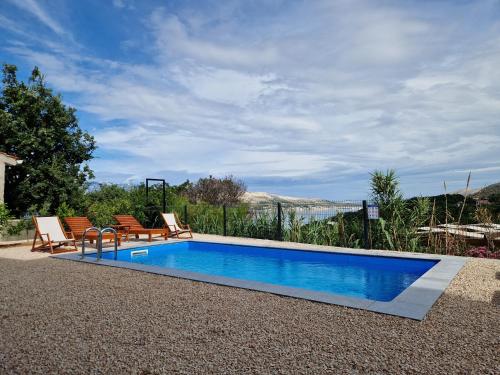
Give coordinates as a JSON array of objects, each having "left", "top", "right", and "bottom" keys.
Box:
[
  {"left": 100, "top": 227, "right": 119, "bottom": 260},
  {"left": 81, "top": 227, "right": 101, "bottom": 258}
]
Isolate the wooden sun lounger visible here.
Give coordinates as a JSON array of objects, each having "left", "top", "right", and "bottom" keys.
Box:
[
  {"left": 445, "top": 229, "right": 485, "bottom": 239},
  {"left": 113, "top": 215, "right": 168, "bottom": 242},
  {"left": 32, "top": 216, "right": 77, "bottom": 254},
  {"left": 418, "top": 226, "right": 485, "bottom": 239},
  {"left": 434, "top": 224, "right": 499, "bottom": 237},
  {"left": 418, "top": 227, "right": 447, "bottom": 233},
  {"left": 459, "top": 225, "right": 500, "bottom": 234},
  {"left": 161, "top": 213, "right": 193, "bottom": 239},
  {"left": 64, "top": 217, "right": 122, "bottom": 245}
]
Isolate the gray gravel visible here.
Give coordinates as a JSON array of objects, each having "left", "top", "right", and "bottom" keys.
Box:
[{"left": 0, "top": 256, "right": 498, "bottom": 374}]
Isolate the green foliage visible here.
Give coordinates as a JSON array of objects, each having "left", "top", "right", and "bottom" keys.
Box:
[
  {"left": 0, "top": 64, "right": 95, "bottom": 216},
  {"left": 84, "top": 184, "right": 136, "bottom": 227},
  {"left": 55, "top": 202, "right": 77, "bottom": 222},
  {"left": 411, "top": 194, "right": 476, "bottom": 224},
  {"left": 80, "top": 182, "right": 190, "bottom": 227},
  {"left": 487, "top": 194, "right": 500, "bottom": 221},
  {"left": 187, "top": 203, "right": 224, "bottom": 235},
  {"left": 284, "top": 210, "right": 304, "bottom": 243},
  {"left": 370, "top": 170, "right": 402, "bottom": 207},
  {"left": 0, "top": 203, "right": 25, "bottom": 236},
  {"left": 246, "top": 209, "right": 278, "bottom": 239},
  {"left": 0, "top": 203, "right": 12, "bottom": 234}
]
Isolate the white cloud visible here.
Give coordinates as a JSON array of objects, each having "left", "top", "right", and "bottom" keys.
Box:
[
  {"left": 0, "top": 14, "right": 31, "bottom": 37},
  {"left": 150, "top": 12, "right": 279, "bottom": 68},
  {"left": 112, "top": 0, "right": 125, "bottom": 9},
  {"left": 112, "top": 0, "right": 134, "bottom": 10},
  {"left": 171, "top": 65, "right": 283, "bottom": 107},
  {"left": 95, "top": 125, "right": 331, "bottom": 178},
  {"left": 6, "top": 0, "right": 66, "bottom": 36}
]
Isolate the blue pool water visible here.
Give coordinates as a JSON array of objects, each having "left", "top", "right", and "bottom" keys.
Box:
[{"left": 90, "top": 241, "right": 438, "bottom": 302}]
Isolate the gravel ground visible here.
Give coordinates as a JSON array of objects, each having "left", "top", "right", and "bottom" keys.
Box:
[{"left": 0, "top": 254, "right": 498, "bottom": 374}]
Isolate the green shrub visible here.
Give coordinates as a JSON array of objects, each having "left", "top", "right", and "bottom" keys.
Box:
[
  {"left": 56, "top": 202, "right": 77, "bottom": 222},
  {"left": 0, "top": 203, "right": 26, "bottom": 236},
  {"left": 0, "top": 203, "right": 12, "bottom": 234}
]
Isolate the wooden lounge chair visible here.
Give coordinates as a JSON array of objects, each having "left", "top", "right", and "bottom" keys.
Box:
[
  {"left": 64, "top": 217, "right": 122, "bottom": 246},
  {"left": 161, "top": 213, "right": 193, "bottom": 239},
  {"left": 114, "top": 215, "right": 168, "bottom": 242},
  {"left": 32, "top": 216, "right": 77, "bottom": 254}
]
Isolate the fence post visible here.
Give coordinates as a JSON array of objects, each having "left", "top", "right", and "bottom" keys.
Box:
[
  {"left": 362, "top": 200, "right": 370, "bottom": 249},
  {"left": 223, "top": 205, "right": 227, "bottom": 236},
  {"left": 277, "top": 202, "right": 282, "bottom": 241},
  {"left": 183, "top": 205, "right": 188, "bottom": 224},
  {"left": 162, "top": 180, "right": 166, "bottom": 213}
]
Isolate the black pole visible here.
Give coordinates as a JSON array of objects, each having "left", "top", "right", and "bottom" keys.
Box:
[
  {"left": 277, "top": 202, "right": 282, "bottom": 241},
  {"left": 362, "top": 200, "right": 369, "bottom": 249},
  {"left": 162, "top": 180, "right": 166, "bottom": 213},
  {"left": 184, "top": 205, "right": 188, "bottom": 224},
  {"left": 223, "top": 205, "right": 227, "bottom": 236}
]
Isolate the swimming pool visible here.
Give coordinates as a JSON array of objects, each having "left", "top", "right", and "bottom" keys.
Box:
[{"left": 87, "top": 241, "right": 437, "bottom": 302}]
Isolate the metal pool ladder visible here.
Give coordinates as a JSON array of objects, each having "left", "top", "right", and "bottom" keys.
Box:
[
  {"left": 100, "top": 227, "right": 119, "bottom": 260},
  {"left": 81, "top": 227, "right": 100, "bottom": 259},
  {"left": 81, "top": 227, "right": 119, "bottom": 261}
]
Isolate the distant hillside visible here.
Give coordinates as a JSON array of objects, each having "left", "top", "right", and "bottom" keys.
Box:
[
  {"left": 415, "top": 182, "right": 500, "bottom": 224},
  {"left": 451, "top": 182, "right": 500, "bottom": 198},
  {"left": 241, "top": 192, "right": 333, "bottom": 205},
  {"left": 472, "top": 182, "right": 500, "bottom": 198},
  {"left": 451, "top": 187, "right": 482, "bottom": 196}
]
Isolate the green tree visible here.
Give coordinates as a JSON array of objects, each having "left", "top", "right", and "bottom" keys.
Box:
[
  {"left": 0, "top": 64, "right": 95, "bottom": 216},
  {"left": 370, "top": 169, "right": 402, "bottom": 208},
  {"left": 186, "top": 175, "right": 246, "bottom": 205},
  {"left": 370, "top": 170, "right": 430, "bottom": 251}
]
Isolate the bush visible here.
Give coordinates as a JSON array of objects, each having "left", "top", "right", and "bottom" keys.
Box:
[
  {"left": 466, "top": 246, "right": 499, "bottom": 259},
  {"left": 0, "top": 203, "right": 12, "bottom": 234}
]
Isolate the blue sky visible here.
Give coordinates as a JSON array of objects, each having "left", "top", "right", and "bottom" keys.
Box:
[{"left": 1, "top": 0, "right": 499, "bottom": 199}]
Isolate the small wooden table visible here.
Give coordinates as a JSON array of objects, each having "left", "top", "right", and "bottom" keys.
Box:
[{"left": 109, "top": 225, "right": 130, "bottom": 241}]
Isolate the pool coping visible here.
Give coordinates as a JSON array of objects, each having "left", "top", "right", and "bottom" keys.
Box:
[{"left": 53, "top": 237, "right": 466, "bottom": 320}]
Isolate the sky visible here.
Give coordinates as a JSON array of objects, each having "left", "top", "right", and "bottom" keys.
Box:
[{"left": 0, "top": 0, "right": 499, "bottom": 199}]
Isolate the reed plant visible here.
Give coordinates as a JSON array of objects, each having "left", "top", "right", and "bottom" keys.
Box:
[
  {"left": 369, "top": 170, "right": 430, "bottom": 252},
  {"left": 186, "top": 203, "right": 224, "bottom": 235}
]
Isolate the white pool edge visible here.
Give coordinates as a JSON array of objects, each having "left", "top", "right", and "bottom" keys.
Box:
[{"left": 53, "top": 237, "right": 467, "bottom": 320}]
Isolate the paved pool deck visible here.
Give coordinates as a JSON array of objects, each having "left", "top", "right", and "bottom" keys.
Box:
[
  {"left": 0, "top": 235, "right": 498, "bottom": 374},
  {"left": 54, "top": 234, "right": 466, "bottom": 320}
]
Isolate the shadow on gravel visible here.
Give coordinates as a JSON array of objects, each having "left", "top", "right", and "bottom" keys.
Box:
[{"left": 492, "top": 291, "right": 500, "bottom": 306}]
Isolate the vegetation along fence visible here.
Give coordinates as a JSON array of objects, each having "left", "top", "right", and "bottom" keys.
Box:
[
  {"left": 143, "top": 200, "right": 371, "bottom": 249},
  {"left": 140, "top": 200, "right": 498, "bottom": 257}
]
